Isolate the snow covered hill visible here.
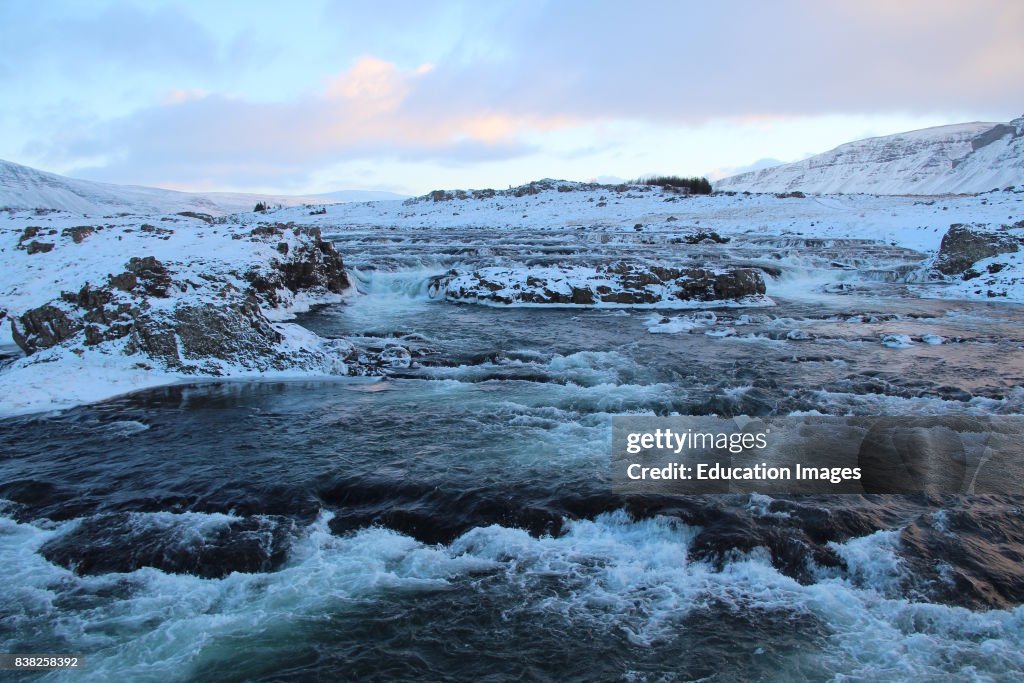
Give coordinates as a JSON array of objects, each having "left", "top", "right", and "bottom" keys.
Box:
[
  {"left": 717, "top": 117, "right": 1024, "bottom": 195},
  {"left": 0, "top": 159, "right": 403, "bottom": 216}
]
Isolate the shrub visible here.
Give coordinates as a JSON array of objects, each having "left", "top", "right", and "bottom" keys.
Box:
[{"left": 633, "top": 175, "right": 712, "bottom": 194}]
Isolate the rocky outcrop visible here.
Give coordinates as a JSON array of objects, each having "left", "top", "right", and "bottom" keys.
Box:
[
  {"left": 969, "top": 123, "right": 1018, "bottom": 152},
  {"left": 123, "top": 256, "right": 174, "bottom": 297},
  {"left": 244, "top": 225, "right": 350, "bottom": 308},
  {"left": 61, "top": 226, "right": 96, "bottom": 243},
  {"left": 935, "top": 224, "right": 1020, "bottom": 276},
  {"left": 10, "top": 228, "right": 357, "bottom": 375},
  {"left": 669, "top": 230, "right": 730, "bottom": 245},
  {"left": 429, "top": 263, "right": 770, "bottom": 307},
  {"left": 11, "top": 303, "right": 82, "bottom": 350},
  {"left": 24, "top": 240, "right": 55, "bottom": 254},
  {"left": 176, "top": 211, "right": 215, "bottom": 224},
  {"left": 11, "top": 274, "right": 301, "bottom": 374},
  {"left": 123, "top": 299, "right": 301, "bottom": 374}
]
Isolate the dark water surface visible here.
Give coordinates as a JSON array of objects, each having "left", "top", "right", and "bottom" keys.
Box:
[{"left": 2, "top": 230, "right": 1024, "bottom": 681}]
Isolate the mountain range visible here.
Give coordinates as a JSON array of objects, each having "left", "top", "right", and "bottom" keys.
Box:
[
  {"left": 0, "top": 159, "right": 406, "bottom": 216},
  {"left": 716, "top": 116, "right": 1024, "bottom": 195}
]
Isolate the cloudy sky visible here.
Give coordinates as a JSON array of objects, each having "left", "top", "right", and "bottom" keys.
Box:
[{"left": 1, "top": 0, "right": 1021, "bottom": 195}]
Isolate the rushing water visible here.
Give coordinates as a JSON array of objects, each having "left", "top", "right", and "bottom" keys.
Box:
[{"left": 2, "top": 227, "right": 1024, "bottom": 681}]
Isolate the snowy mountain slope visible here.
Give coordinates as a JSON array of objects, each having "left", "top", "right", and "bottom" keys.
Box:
[
  {"left": 717, "top": 117, "right": 1024, "bottom": 195},
  {"left": 0, "top": 159, "right": 400, "bottom": 216}
]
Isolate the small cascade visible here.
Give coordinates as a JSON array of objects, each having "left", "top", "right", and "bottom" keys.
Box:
[{"left": 348, "top": 266, "right": 443, "bottom": 301}]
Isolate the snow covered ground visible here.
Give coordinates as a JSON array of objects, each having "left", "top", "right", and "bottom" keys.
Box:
[{"left": 252, "top": 181, "right": 1020, "bottom": 253}]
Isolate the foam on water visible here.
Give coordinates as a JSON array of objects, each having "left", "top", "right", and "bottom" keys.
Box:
[
  {"left": 96, "top": 420, "right": 151, "bottom": 437},
  {"left": 805, "top": 388, "right": 1024, "bottom": 416},
  {"left": 339, "top": 267, "right": 446, "bottom": 329},
  {"left": 3, "top": 508, "right": 1023, "bottom": 681},
  {"left": 825, "top": 529, "right": 907, "bottom": 595},
  {"left": 348, "top": 266, "right": 443, "bottom": 301},
  {"left": 646, "top": 311, "right": 718, "bottom": 334},
  {"left": 419, "top": 349, "right": 645, "bottom": 388}
]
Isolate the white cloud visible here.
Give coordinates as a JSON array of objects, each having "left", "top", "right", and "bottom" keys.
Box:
[{"left": 5, "top": 0, "right": 1021, "bottom": 192}]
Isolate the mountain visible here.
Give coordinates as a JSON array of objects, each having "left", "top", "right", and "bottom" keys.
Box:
[
  {"left": 716, "top": 116, "right": 1024, "bottom": 195},
  {"left": 0, "top": 159, "right": 404, "bottom": 216}
]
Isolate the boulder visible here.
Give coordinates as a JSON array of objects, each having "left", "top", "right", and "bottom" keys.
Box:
[
  {"left": 11, "top": 304, "right": 82, "bottom": 351},
  {"left": 935, "top": 224, "right": 1019, "bottom": 276},
  {"left": 713, "top": 268, "right": 766, "bottom": 298}
]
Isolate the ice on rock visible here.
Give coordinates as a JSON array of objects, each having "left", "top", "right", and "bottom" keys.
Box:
[{"left": 881, "top": 334, "right": 914, "bottom": 349}]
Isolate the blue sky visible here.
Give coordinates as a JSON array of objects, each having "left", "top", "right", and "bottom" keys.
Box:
[{"left": 1, "top": 0, "right": 1021, "bottom": 195}]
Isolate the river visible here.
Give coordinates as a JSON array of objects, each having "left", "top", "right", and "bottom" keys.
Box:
[{"left": 2, "top": 225, "right": 1024, "bottom": 681}]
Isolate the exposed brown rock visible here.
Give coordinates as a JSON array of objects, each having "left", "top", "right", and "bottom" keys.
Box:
[
  {"left": 935, "top": 224, "right": 1019, "bottom": 276},
  {"left": 62, "top": 226, "right": 95, "bottom": 243},
  {"left": 25, "top": 241, "right": 55, "bottom": 254}
]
